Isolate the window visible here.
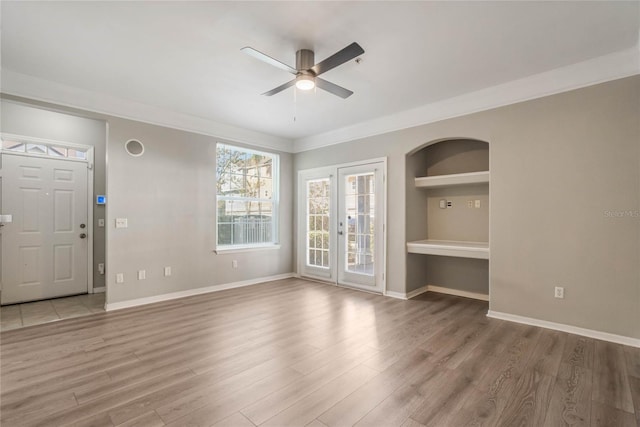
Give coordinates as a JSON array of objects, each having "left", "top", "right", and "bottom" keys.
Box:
[
  {"left": 216, "top": 143, "right": 278, "bottom": 250},
  {"left": 1, "top": 137, "right": 88, "bottom": 160}
]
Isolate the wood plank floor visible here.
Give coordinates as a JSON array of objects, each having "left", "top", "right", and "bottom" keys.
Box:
[{"left": 1, "top": 278, "right": 638, "bottom": 427}]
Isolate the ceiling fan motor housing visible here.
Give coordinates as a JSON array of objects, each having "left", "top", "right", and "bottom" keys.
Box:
[{"left": 296, "top": 49, "right": 315, "bottom": 73}]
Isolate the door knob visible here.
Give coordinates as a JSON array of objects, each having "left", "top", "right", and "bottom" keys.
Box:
[{"left": 80, "top": 233, "right": 87, "bottom": 239}]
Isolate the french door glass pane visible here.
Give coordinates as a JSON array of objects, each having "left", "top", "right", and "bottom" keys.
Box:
[
  {"left": 307, "top": 178, "right": 330, "bottom": 268},
  {"left": 345, "top": 173, "right": 375, "bottom": 275}
]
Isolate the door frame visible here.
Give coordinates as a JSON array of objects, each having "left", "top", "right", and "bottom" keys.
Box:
[
  {"left": 0, "top": 133, "right": 95, "bottom": 294},
  {"left": 297, "top": 157, "right": 387, "bottom": 294}
]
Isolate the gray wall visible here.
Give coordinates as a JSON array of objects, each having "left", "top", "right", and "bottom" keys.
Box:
[
  {"left": 0, "top": 99, "right": 107, "bottom": 288},
  {"left": 105, "top": 117, "right": 293, "bottom": 304},
  {"left": 295, "top": 75, "right": 640, "bottom": 339}
]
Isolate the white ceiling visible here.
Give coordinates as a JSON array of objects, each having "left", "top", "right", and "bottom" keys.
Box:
[{"left": 2, "top": 1, "right": 639, "bottom": 149}]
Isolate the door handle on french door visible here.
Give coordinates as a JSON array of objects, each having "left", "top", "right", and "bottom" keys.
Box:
[{"left": 338, "top": 231, "right": 343, "bottom": 235}]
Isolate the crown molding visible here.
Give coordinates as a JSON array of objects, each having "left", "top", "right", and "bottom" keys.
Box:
[
  {"left": 3, "top": 46, "right": 638, "bottom": 155},
  {"left": 0, "top": 69, "right": 295, "bottom": 153},
  {"left": 293, "top": 47, "right": 640, "bottom": 153}
]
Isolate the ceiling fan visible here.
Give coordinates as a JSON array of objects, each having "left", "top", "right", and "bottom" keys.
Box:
[{"left": 241, "top": 42, "right": 364, "bottom": 99}]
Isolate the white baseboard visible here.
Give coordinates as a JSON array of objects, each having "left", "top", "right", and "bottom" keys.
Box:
[
  {"left": 384, "top": 290, "right": 408, "bottom": 300},
  {"left": 105, "top": 273, "right": 295, "bottom": 311},
  {"left": 427, "top": 285, "right": 489, "bottom": 301},
  {"left": 487, "top": 310, "right": 640, "bottom": 348},
  {"left": 407, "top": 285, "right": 430, "bottom": 299},
  {"left": 91, "top": 287, "right": 105, "bottom": 294},
  {"left": 385, "top": 285, "right": 488, "bottom": 301}
]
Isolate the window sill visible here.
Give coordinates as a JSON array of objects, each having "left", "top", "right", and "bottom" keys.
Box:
[{"left": 214, "top": 244, "right": 281, "bottom": 254}]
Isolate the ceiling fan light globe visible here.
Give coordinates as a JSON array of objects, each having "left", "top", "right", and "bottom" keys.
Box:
[{"left": 295, "top": 76, "right": 315, "bottom": 91}]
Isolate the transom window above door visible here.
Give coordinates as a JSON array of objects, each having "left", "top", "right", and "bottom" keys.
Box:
[
  {"left": 216, "top": 143, "right": 279, "bottom": 251},
  {"left": 1, "top": 135, "right": 88, "bottom": 160}
]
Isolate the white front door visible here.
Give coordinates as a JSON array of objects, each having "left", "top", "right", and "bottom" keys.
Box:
[
  {"left": 298, "top": 161, "right": 385, "bottom": 293},
  {"left": 1, "top": 154, "right": 89, "bottom": 304}
]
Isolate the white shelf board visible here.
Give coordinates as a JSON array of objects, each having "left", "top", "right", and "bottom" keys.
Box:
[
  {"left": 415, "top": 171, "right": 489, "bottom": 188},
  {"left": 407, "top": 239, "right": 489, "bottom": 259}
]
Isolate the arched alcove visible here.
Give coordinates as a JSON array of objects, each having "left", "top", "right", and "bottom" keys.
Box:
[{"left": 406, "top": 138, "right": 490, "bottom": 300}]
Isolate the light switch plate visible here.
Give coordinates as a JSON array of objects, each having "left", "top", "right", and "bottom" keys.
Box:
[
  {"left": 98, "top": 218, "right": 105, "bottom": 227},
  {"left": 138, "top": 270, "right": 146, "bottom": 280},
  {"left": 116, "top": 273, "right": 124, "bottom": 284},
  {"left": 115, "top": 218, "right": 128, "bottom": 228}
]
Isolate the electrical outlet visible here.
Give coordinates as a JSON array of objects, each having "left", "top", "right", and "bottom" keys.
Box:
[
  {"left": 232, "top": 260, "right": 238, "bottom": 268},
  {"left": 116, "top": 273, "right": 124, "bottom": 284},
  {"left": 138, "top": 270, "right": 146, "bottom": 280},
  {"left": 475, "top": 200, "right": 481, "bottom": 208},
  {"left": 554, "top": 286, "right": 564, "bottom": 299},
  {"left": 164, "top": 266, "right": 172, "bottom": 277}
]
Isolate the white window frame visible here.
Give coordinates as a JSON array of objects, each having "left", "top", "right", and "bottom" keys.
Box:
[{"left": 215, "top": 143, "right": 280, "bottom": 253}]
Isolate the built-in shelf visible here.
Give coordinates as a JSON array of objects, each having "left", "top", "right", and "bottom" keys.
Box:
[
  {"left": 407, "top": 239, "right": 489, "bottom": 259},
  {"left": 415, "top": 171, "right": 490, "bottom": 188}
]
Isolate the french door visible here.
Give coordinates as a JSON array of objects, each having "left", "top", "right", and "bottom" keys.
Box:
[{"left": 298, "top": 160, "right": 385, "bottom": 293}]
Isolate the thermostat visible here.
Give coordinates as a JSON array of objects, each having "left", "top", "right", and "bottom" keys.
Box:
[{"left": 96, "top": 195, "right": 106, "bottom": 205}]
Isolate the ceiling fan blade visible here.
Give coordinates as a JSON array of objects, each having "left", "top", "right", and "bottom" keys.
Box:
[
  {"left": 262, "top": 79, "right": 296, "bottom": 96},
  {"left": 311, "top": 42, "right": 364, "bottom": 76},
  {"left": 315, "top": 78, "right": 354, "bottom": 99},
  {"left": 241, "top": 47, "right": 297, "bottom": 74}
]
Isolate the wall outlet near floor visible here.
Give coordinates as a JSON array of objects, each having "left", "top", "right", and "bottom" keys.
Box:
[
  {"left": 232, "top": 260, "right": 238, "bottom": 269},
  {"left": 116, "top": 273, "right": 124, "bottom": 284},
  {"left": 98, "top": 263, "right": 105, "bottom": 275},
  {"left": 554, "top": 286, "right": 564, "bottom": 299},
  {"left": 138, "top": 270, "right": 146, "bottom": 280},
  {"left": 164, "top": 266, "right": 172, "bottom": 277}
]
